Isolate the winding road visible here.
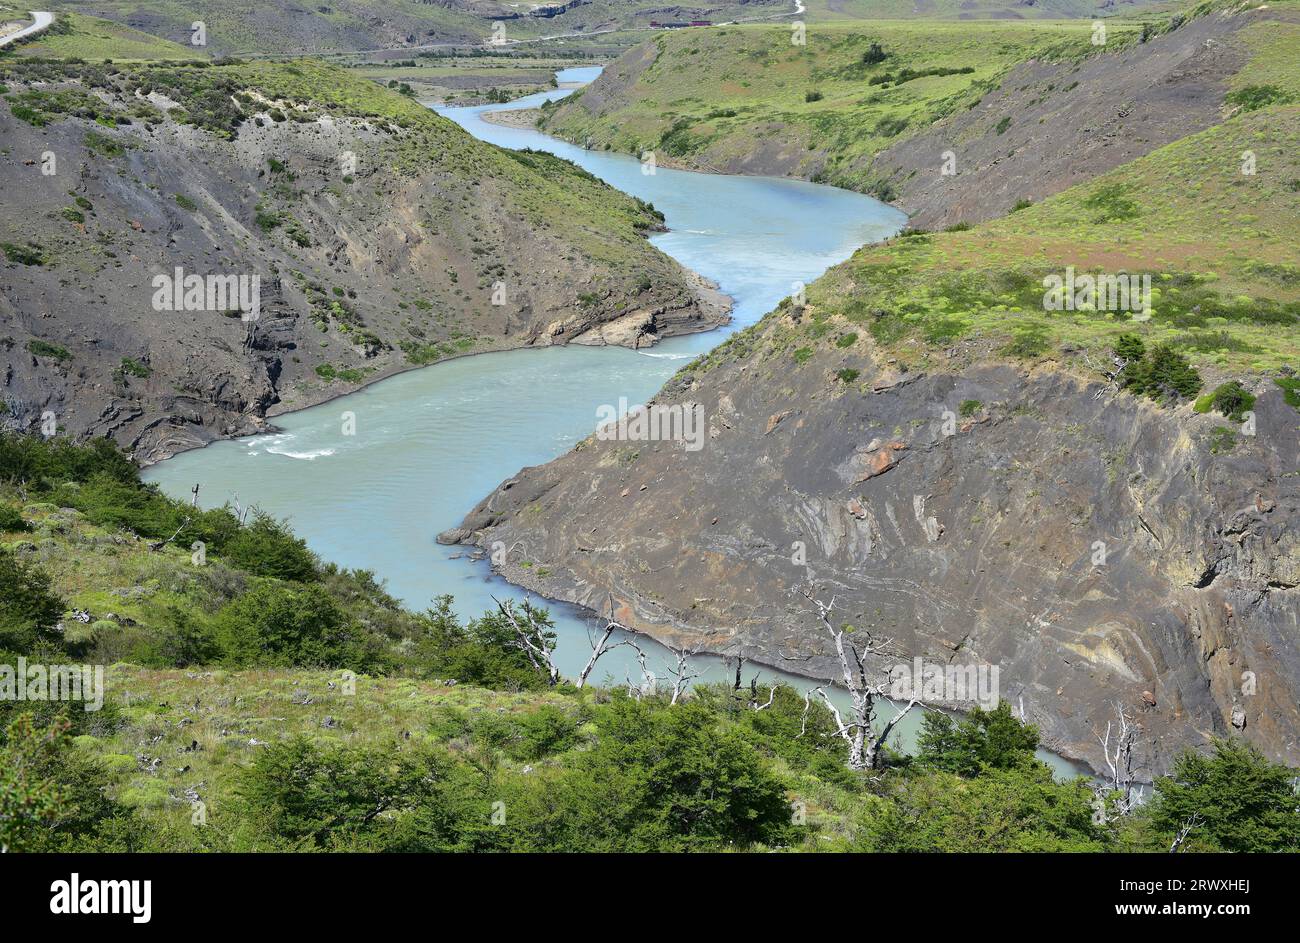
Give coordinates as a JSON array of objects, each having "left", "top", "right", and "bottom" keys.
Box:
[{"left": 0, "top": 10, "right": 53, "bottom": 49}]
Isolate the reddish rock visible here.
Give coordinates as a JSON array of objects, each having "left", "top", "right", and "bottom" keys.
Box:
[
  {"left": 765, "top": 410, "right": 790, "bottom": 435},
  {"left": 855, "top": 448, "right": 898, "bottom": 482}
]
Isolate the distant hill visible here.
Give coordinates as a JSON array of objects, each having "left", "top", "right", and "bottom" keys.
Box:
[{"left": 38, "top": 1, "right": 795, "bottom": 56}]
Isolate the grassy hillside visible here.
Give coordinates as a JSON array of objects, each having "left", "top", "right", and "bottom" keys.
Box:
[
  {"left": 38, "top": 1, "right": 792, "bottom": 57},
  {"left": 1, "top": 10, "right": 205, "bottom": 61},
  {"left": 537, "top": 1, "right": 1299, "bottom": 201},
  {"left": 537, "top": 18, "right": 1144, "bottom": 192},
  {"left": 799, "top": 0, "right": 1168, "bottom": 19},
  {"left": 4, "top": 435, "right": 1296, "bottom": 852},
  {"left": 687, "top": 102, "right": 1300, "bottom": 388}
]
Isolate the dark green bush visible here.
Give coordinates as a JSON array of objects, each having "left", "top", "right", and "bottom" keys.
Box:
[
  {"left": 0, "top": 549, "right": 64, "bottom": 655},
  {"left": 1196, "top": 380, "right": 1255, "bottom": 421},
  {"left": 221, "top": 512, "right": 318, "bottom": 582},
  {"left": 213, "top": 581, "right": 360, "bottom": 669},
  {"left": 0, "top": 505, "right": 30, "bottom": 532},
  {"left": 26, "top": 340, "right": 70, "bottom": 361},
  {"left": 1121, "top": 342, "right": 1202, "bottom": 404}
]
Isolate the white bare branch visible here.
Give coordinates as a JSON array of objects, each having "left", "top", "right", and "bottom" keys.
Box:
[
  {"left": 492, "top": 595, "right": 561, "bottom": 686},
  {"left": 576, "top": 594, "right": 634, "bottom": 688},
  {"left": 1093, "top": 700, "right": 1147, "bottom": 821},
  {"left": 663, "top": 644, "right": 702, "bottom": 705},
  {"left": 1170, "top": 812, "right": 1203, "bottom": 853},
  {"left": 798, "top": 585, "right": 919, "bottom": 771}
]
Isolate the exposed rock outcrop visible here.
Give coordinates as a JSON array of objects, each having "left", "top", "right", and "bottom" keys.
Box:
[{"left": 443, "top": 345, "right": 1300, "bottom": 774}]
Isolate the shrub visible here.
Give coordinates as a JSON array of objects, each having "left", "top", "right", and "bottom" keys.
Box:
[
  {"left": 0, "top": 505, "right": 30, "bottom": 532},
  {"left": 1196, "top": 380, "right": 1255, "bottom": 422},
  {"left": 805, "top": 90, "right": 823, "bottom": 103},
  {"left": 1114, "top": 333, "right": 1146, "bottom": 365},
  {"left": 856, "top": 764, "right": 1105, "bottom": 852},
  {"left": 1276, "top": 376, "right": 1300, "bottom": 411},
  {"left": 213, "top": 581, "right": 354, "bottom": 668},
  {"left": 1000, "top": 327, "right": 1048, "bottom": 359},
  {"left": 1122, "top": 343, "right": 1201, "bottom": 404},
  {"left": 875, "top": 116, "right": 909, "bottom": 137},
  {"left": 1225, "top": 84, "right": 1290, "bottom": 113},
  {"left": 83, "top": 130, "right": 124, "bottom": 157},
  {"left": 1, "top": 242, "right": 47, "bottom": 266},
  {"left": 517, "top": 697, "right": 795, "bottom": 851},
  {"left": 916, "top": 702, "right": 1039, "bottom": 777},
  {"left": 117, "top": 357, "right": 151, "bottom": 379},
  {"left": 239, "top": 736, "right": 447, "bottom": 848},
  {"left": 221, "top": 512, "right": 318, "bottom": 582},
  {"left": 476, "top": 703, "right": 581, "bottom": 761},
  {"left": 0, "top": 549, "right": 64, "bottom": 654},
  {"left": 1083, "top": 183, "right": 1140, "bottom": 223},
  {"left": 415, "top": 597, "right": 555, "bottom": 691},
  {"left": 26, "top": 340, "right": 71, "bottom": 362},
  {"left": 1140, "top": 739, "right": 1300, "bottom": 852},
  {"left": 0, "top": 434, "right": 136, "bottom": 489},
  {"left": 867, "top": 179, "right": 896, "bottom": 202}
]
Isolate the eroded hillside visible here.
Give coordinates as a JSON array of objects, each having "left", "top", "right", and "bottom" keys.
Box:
[
  {"left": 445, "top": 101, "right": 1300, "bottom": 774},
  {"left": 536, "top": 2, "right": 1299, "bottom": 225},
  {"left": 0, "top": 56, "right": 726, "bottom": 462}
]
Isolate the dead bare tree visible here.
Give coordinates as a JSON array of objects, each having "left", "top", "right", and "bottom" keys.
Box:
[
  {"left": 1095, "top": 701, "right": 1146, "bottom": 821},
  {"left": 749, "top": 678, "right": 777, "bottom": 711},
  {"left": 664, "top": 644, "right": 702, "bottom": 705},
  {"left": 575, "top": 595, "right": 634, "bottom": 688},
  {"left": 798, "top": 586, "right": 921, "bottom": 771},
  {"left": 492, "top": 596, "right": 561, "bottom": 686},
  {"left": 729, "top": 654, "right": 747, "bottom": 691},
  {"left": 1169, "top": 812, "right": 1204, "bottom": 853},
  {"left": 620, "top": 638, "right": 657, "bottom": 699},
  {"left": 1083, "top": 348, "right": 1132, "bottom": 400},
  {"left": 149, "top": 515, "right": 191, "bottom": 552}
]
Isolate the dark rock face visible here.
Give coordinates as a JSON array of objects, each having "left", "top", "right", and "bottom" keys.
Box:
[{"left": 444, "top": 344, "right": 1300, "bottom": 774}]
